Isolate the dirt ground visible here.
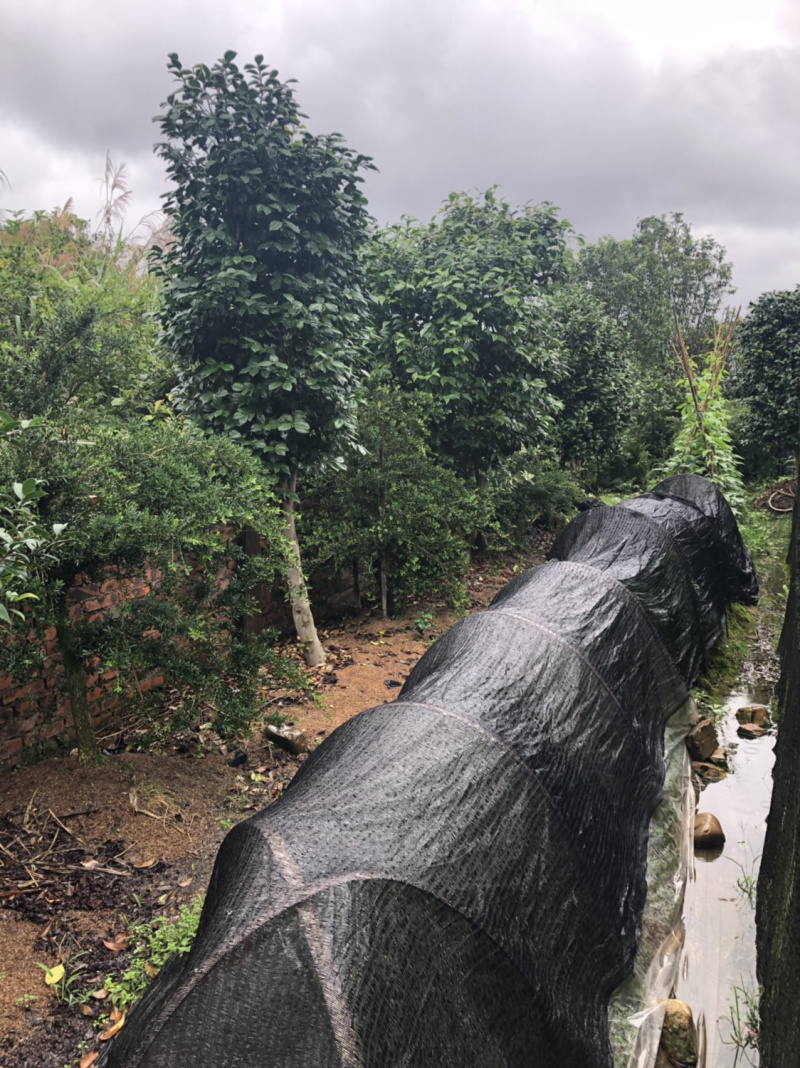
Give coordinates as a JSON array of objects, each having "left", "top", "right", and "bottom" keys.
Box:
[{"left": 0, "top": 545, "right": 548, "bottom": 1068}]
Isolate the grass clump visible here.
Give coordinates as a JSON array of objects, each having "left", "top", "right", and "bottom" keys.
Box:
[{"left": 105, "top": 896, "right": 203, "bottom": 1013}]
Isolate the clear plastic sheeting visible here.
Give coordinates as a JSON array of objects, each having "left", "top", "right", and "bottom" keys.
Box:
[
  {"left": 608, "top": 699, "right": 697, "bottom": 1067},
  {"left": 99, "top": 476, "right": 757, "bottom": 1068}
]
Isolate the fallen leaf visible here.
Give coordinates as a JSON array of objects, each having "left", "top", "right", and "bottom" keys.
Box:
[
  {"left": 99, "top": 1011, "right": 126, "bottom": 1041},
  {"left": 144, "top": 962, "right": 160, "bottom": 978},
  {"left": 102, "top": 934, "right": 128, "bottom": 953},
  {"left": 111, "top": 1005, "right": 123, "bottom": 1023},
  {"left": 44, "top": 963, "right": 65, "bottom": 986},
  {"left": 255, "top": 765, "right": 267, "bottom": 773},
  {"left": 80, "top": 859, "right": 99, "bottom": 870},
  {"left": 134, "top": 858, "right": 157, "bottom": 869},
  {"left": 90, "top": 988, "right": 108, "bottom": 1000},
  {"left": 178, "top": 877, "right": 192, "bottom": 888},
  {"left": 80, "top": 1052, "right": 99, "bottom": 1068},
  {"left": 80, "top": 1004, "right": 94, "bottom": 1017}
]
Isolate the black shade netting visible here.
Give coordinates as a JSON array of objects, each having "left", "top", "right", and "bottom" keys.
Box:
[{"left": 102, "top": 476, "right": 757, "bottom": 1068}]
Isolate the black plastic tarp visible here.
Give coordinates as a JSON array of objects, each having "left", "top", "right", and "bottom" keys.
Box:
[{"left": 101, "top": 475, "right": 757, "bottom": 1068}]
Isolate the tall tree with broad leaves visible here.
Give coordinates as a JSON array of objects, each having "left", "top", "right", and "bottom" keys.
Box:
[
  {"left": 731, "top": 287, "right": 800, "bottom": 472},
  {"left": 577, "top": 213, "right": 734, "bottom": 461},
  {"left": 153, "top": 52, "right": 374, "bottom": 666},
  {"left": 367, "top": 189, "right": 571, "bottom": 487}
]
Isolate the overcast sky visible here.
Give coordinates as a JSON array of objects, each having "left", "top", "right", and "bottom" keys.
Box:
[{"left": 2, "top": 0, "right": 799, "bottom": 307}]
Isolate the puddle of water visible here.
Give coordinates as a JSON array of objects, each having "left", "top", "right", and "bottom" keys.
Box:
[{"left": 676, "top": 685, "right": 775, "bottom": 1067}]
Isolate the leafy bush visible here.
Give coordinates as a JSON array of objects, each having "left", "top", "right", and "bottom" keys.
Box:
[
  {"left": 0, "top": 414, "right": 292, "bottom": 757},
  {"left": 487, "top": 449, "right": 583, "bottom": 539},
  {"left": 304, "top": 384, "right": 477, "bottom": 614},
  {"left": 731, "top": 288, "right": 800, "bottom": 475}
]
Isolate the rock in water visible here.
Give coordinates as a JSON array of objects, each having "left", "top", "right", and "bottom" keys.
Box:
[
  {"left": 736, "top": 704, "right": 770, "bottom": 726},
  {"left": 694, "top": 811, "right": 726, "bottom": 849},
  {"left": 692, "top": 761, "right": 728, "bottom": 783},
  {"left": 659, "top": 998, "right": 698, "bottom": 1065},
  {"left": 686, "top": 718, "right": 719, "bottom": 762},
  {"left": 738, "top": 722, "right": 768, "bottom": 740}
]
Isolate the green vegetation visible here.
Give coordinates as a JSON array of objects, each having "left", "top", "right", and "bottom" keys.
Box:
[
  {"left": 0, "top": 48, "right": 795, "bottom": 766},
  {"left": 662, "top": 312, "right": 746, "bottom": 514},
  {"left": 155, "top": 52, "right": 374, "bottom": 666},
  {"left": 104, "top": 897, "right": 203, "bottom": 1013},
  {"left": 732, "top": 287, "right": 800, "bottom": 478}
]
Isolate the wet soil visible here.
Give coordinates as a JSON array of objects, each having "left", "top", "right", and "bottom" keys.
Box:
[{"left": 0, "top": 543, "right": 549, "bottom": 1067}]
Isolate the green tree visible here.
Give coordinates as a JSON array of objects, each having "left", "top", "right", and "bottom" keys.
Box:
[
  {"left": 577, "top": 213, "right": 734, "bottom": 460},
  {"left": 0, "top": 207, "right": 166, "bottom": 420},
  {"left": 545, "top": 287, "right": 632, "bottom": 486},
  {"left": 731, "top": 288, "right": 800, "bottom": 472},
  {"left": 305, "top": 384, "right": 477, "bottom": 617},
  {"left": 0, "top": 415, "right": 65, "bottom": 627},
  {"left": 154, "top": 52, "right": 374, "bottom": 666},
  {"left": 368, "top": 189, "right": 571, "bottom": 486},
  {"left": 0, "top": 414, "right": 288, "bottom": 765}
]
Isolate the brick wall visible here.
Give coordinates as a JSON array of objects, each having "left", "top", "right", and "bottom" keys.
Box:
[
  {"left": 0, "top": 566, "right": 169, "bottom": 766},
  {"left": 0, "top": 560, "right": 358, "bottom": 768}
]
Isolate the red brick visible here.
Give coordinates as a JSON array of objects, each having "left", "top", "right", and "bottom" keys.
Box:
[
  {"left": 100, "top": 579, "right": 118, "bottom": 593},
  {"left": 17, "top": 712, "right": 42, "bottom": 733},
  {"left": 0, "top": 737, "right": 22, "bottom": 760},
  {"left": 101, "top": 670, "right": 117, "bottom": 682},
  {"left": 43, "top": 626, "right": 57, "bottom": 642},
  {"left": 82, "top": 599, "right": 103, "bottom": 613},
  {"left": 41, "top": 719, "right": 65, "bottom": 740},
  {"left": 102, "top": 693, "right": 119, "bottom": 712}
]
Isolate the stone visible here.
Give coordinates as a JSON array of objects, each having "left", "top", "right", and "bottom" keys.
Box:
[
  {"left": 692, "top": 761, "right": 727, "bottom": 783},
  {"left": 736, "top": 704, "right": 770, "bottom": 726},
  {"left": 694, "top": 811, "right": 725, "bottom": 850},
  {"left": 737, "top": 722, "right": 768, "bottom": 740},
  {"left": 709, "top": 747, "right": 729, "bottom": 769},
  {"left": 264, "top": 723, "right": 308, "bottom": 755},
  {"left": 659, "top": 998, "right": 698, "bottom": 1065},
  {"left": 686, "top": 718, "right": 719, "bottom": 762}
]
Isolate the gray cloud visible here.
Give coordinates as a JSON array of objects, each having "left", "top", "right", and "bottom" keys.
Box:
[{"left": 2, "top": 0, "right": 799, "bottom": 305}]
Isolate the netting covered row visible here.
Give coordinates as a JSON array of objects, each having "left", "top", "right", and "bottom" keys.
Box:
[{"left": 102, "top": 474, "right": 758, "bottom": 1068}]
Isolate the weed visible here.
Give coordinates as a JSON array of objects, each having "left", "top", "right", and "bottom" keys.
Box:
[
  {"left": 721, "top": 981, "right": 759, "bottom": 1059},
  {"left": 414, "top": 611, "right": 434, "bottom": 636},
  {"left": 727, "top": 844, "right": 761, "bottom": 909},
  {"left": 104, "top": 896, "right": 203, "bottom": 1014},
  {"left": 35, "top": 951, "right": 90, "bottom": 1006},
  {"left": 15, "top": 993, "right": 37, "bottom": 1008}
]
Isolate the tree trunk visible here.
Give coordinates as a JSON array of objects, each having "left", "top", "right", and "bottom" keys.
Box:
[
  {"left": 379, "top": 421, "right": 388, "bottom": 619},
  {"left": 380, "top": 554, "right": 388, "bottom": 620},
  {"left": 281, "top": 470, "right": 325, "bottom": 668},
  {"left": 352, "top": 558, "right": 361, "bottom": 608},
  {"left": 54, "top": 607, "right": 100, "bottom": 766},
  {"left": 241, "top": 526, "right": 268, "bottom": 637}
]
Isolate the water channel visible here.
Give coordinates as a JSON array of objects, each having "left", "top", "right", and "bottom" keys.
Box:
[{"left": 676, "top": 684, "right": 775, "bottom": 1068}]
